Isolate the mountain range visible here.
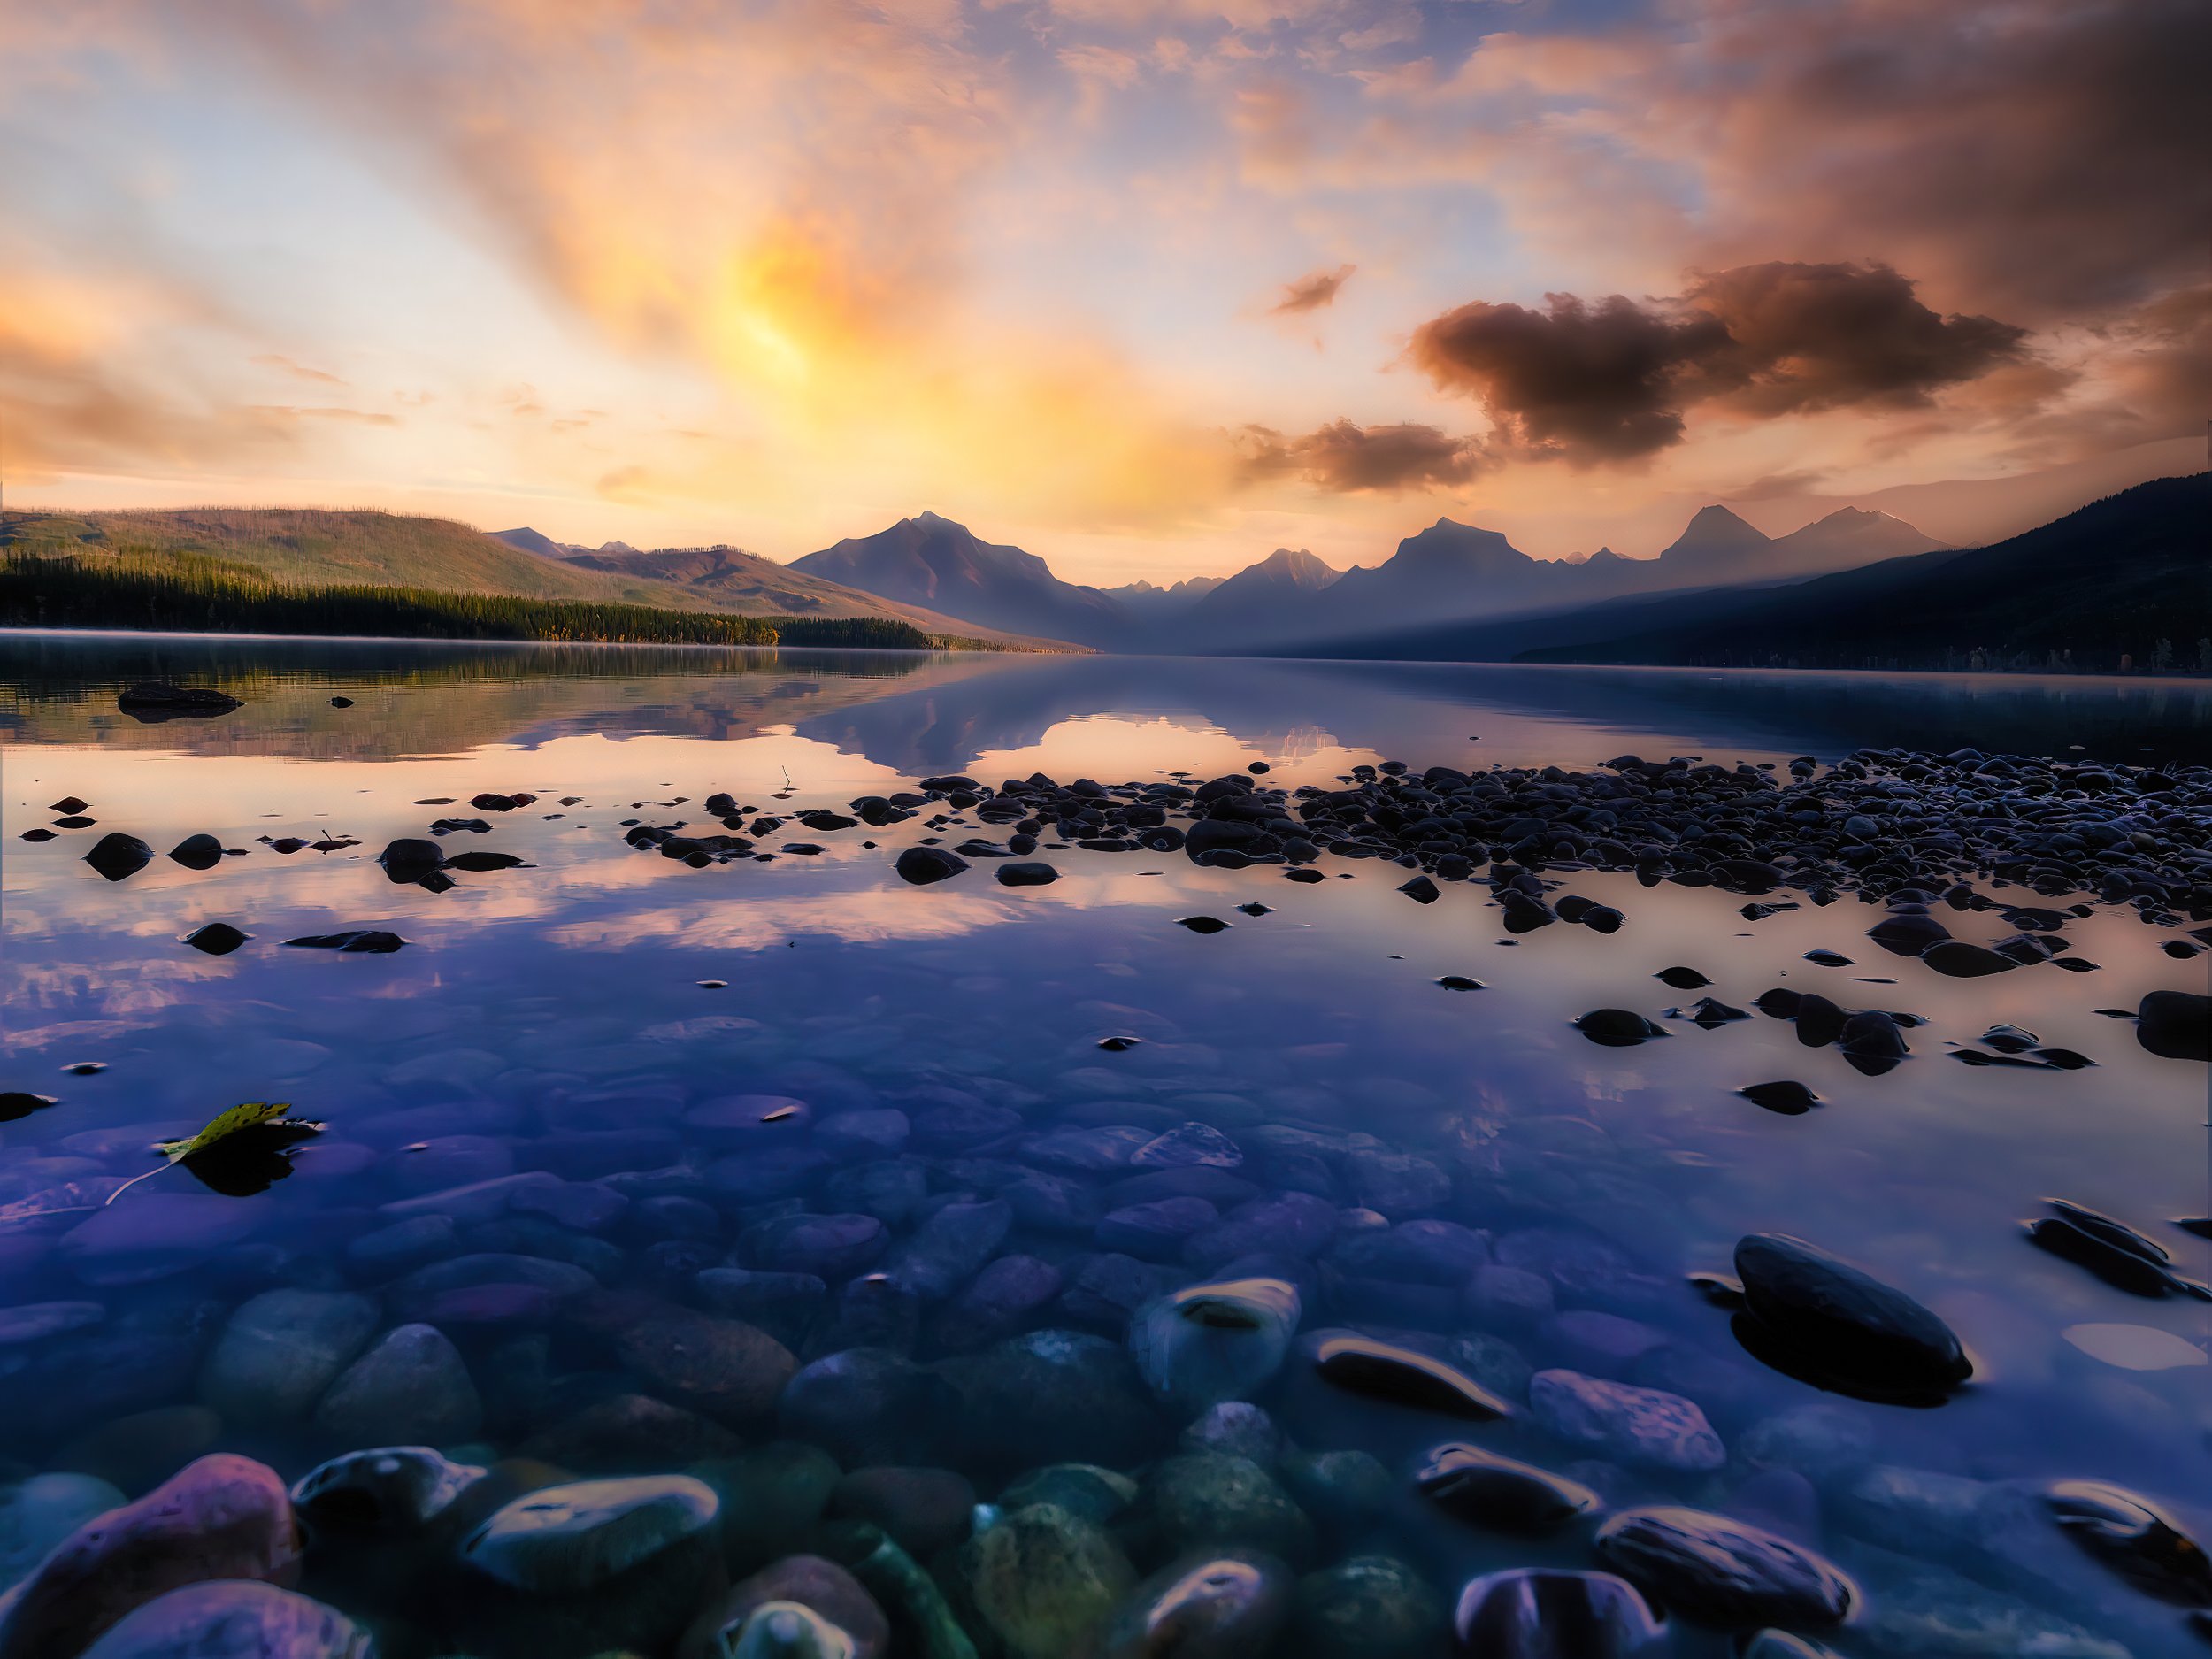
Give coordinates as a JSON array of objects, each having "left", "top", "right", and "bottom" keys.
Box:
[{"left": 712, "top": 500, "right": 1947, "bottom": 652}]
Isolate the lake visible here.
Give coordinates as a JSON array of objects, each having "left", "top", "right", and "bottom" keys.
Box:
[{"left": 2, "top": 631, "right": 2208, "bottom": 1659}]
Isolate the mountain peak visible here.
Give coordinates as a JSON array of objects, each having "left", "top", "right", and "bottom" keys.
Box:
[{"left": 1660, "top": 504, "right": 1771, "bottom": 565}]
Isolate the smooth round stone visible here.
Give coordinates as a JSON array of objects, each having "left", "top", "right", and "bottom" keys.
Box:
[
  {"left": 746, "top": 1214, "right": 887, "bottom": 1280},
  {"left": 696, "top": 1269, "right": 829, "bottom": 1336},
  {"left": 524, "top": 1394, "right": 741, "bottom": 1471},
  {"left": 1594, "top": 1506, "right": 1856, "bottom": 1629},
  {"left": 1184, "top": 1194, "right": 1340, "bottom": 1271},
  {"left": 1452, "top": 1569, "right": 1663, "bottom": 1658},
  {"left": 995, "top": 1465, "right": 1139, "bottom": 1525},
  {"left": 1529, "top": 1370, "right": 1724, "bottom": 1471},
  {"left": 1099, "top": 1198, "right": 1220, "bottom": 1263},
  {"left": 695, "top": 1443, "right": 841, "bottom": 1573},
  {"left": 933, "top": 1255, "right": 1064, "bottom": 1351},
  {"left": 196, "top": 1291, "right": 380, "bottom": 1423},
  {"left": 1540, "top": 1311, "right": 1669, "bottom": 1378},
  {"left": 1332, "top": 1220, "right": 1488, "bottom": 1286},
  {"left": 1148, "top": 1455, "right": 1313, "bottom": 1566},
  {"left": 618, "top": 1310, "right": 797, "bottom": 1420},
  {"left": 510, "top": 1180, "right": 629, "bottom": 1233},
  {"left": 290, "top": 1447, "right": 487, "bottom": 1535},
  {"left": 1179, "top": 1402, "right": 1281, "bottom": 1465},
  {"left": 51, "top": 1407, "right": 222, "bottom": 1497},
  {"left": 0, "top": 1474, "right": 128, "bottom": 1586},
  {"left": 707, "top": 1148, "right": 833, "bottom": 1203},
  {"left": 461, "top": 1475, "right": 720, "bottom": 1593},
  {"left": 1302, "top": 1332, "right": 1513, "bottom": 1420},
  {"left": 1024, "top": 1126, "right": 1156, "bottom": 1175},
  {"left": 1732, "top": 1233, "right": 1971, "bottom": 1400},
  {"left": 314, "top": 1324, "right": 483, "bottom": 1444},
  {"left": 879, "top": 1199, "right": 1011, "bottom": 1299},
  {"left": 0, "top": 1455, "right": 301, "bottom": 1659},
  {"left": 1103, "top": 1550, "right": 1291, "bottom": 1659},
  {"left": 1294, "top": 1555, "right": 1447, "bottom": 1659},
  {"left": 2045, "top": 1479, "right": 2212, "bottom": 1606},
  {"left": 964, "top": 1502, "right": 1135, "bottom": 1659},
  {"left": 1463, "top": 1267, "right": 1554, "bottom": 1327},
  {"left": 697, "top": 1555, "right": 887, "bottom": 1659},
  {"left": 1131, "top": 1279, "right": 1302, "bottom": 1416},
  {"left": 778, "top": 1349, "right": 959, "bottom": 1467},
  {"left": 1416, "top": 1444, "right": 1601, "bottom": 1535},
  {"left": 937, "top": 1331, "right": 1164, "bottom": 1475},
  {"left": 1129, "top": 1123, "right": 1243, "bottom": 1171},
  {"left": 1107, "top": 1168, "right": 1261, "bottom": 1210},
  {"left": 76, "top": 1581, "right": 367, "bottom": 1659},
  {"left": 344, "top": 1215, "right": 458, "bottom": 1278},
  {"left": 388, "top": 1135, "right": 517, "bottom": 1195},
  {"left": 822, "top": 1160, "right": 930, "bottom": 1227}
]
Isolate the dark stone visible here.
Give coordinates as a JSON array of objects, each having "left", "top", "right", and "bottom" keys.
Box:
[
  {"left": 1302, "top": 1332, "right": 1512, "bottom": 1419},
  {"left": 2138, "top": 990, "right": 2210, "bottom": 1062},
  {"left": 281, "top": 929, "right": 405, "bottom": 954},
  {"left": 1574, "top": 1010, "right": 1666, "bottom": 1048},
  {"left": 1416, "top": 1444, "right": 1601, "bottom": 1535},
  {"left": 82, "top": 834, "right": 153, "bottom": 882},
  {"left": 1452, "top": 1569, "right": 1663, "bottom": 1659},
  {"left": 1736, "top": 1081, "right": 1819, "bottom": 1116},
  {"left": 1730, "top": 1233, "right": 1971, "bottom": 1401},
  {"left": 167, "top": 835, "right": 225, "bottom": 871},
  {"left": 895, "top": 847, "right": 968, "bottom": 886},
  {"left": 182, "top": 924, "right": 250, "bottom": 956},
  {"left": 996, "top": 862, "right": 1059, "bottom": 887},
  {"left": 1594, "top": 1506, "right": 1856, "bottom": 1629}
]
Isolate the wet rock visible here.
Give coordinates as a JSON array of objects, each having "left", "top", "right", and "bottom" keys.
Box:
[
  {"left": 938, "top": 1330, "right": 1164, "bottom": 1475},
  {"left": 997, "top": 862, "right": 1059, "bottom": 887},
  {"left": 1451, "top": 1569, "right": 1663, "bottom": 1659},
  {"left": 313, "top": 1324, "right": 482, "bottom": 1443},
  {"left": 1104, "top": 1551, "right": 1291, "bottom": 1659},
  {"left": 997, "top": 1465, "right": 1139, "bottom": 1525},
  {"left": 1737, "top": 1081, "right": 1819, "bottom": 1116},
  {"left": 932, "top": 1255, "right": 1064, "bottom": 1353},
  {"left": 965, "top": 1502, "right": 1134, "bottom": 1659},
  {"left": 1416, "top": 1443, "right": 1601, "bottom": 1535},
  {"left": 693, "top": 1555, "right": 887, "bottom": 1659},
  {"left": 1302, "top": 1332, "right": 1512, "bottom": 1420},
  {"left": 1594, "top": 1505, "right": 1855, "bottom": 1629},
  {"left": 1920, "top": 941, "right": 2019, "bottom": 979},
  {"left": 1463, "top": 1265, "right": 1554, "bottom": 1327},
  {"left": 58, "top": 1196, "right": 258, "bottom": 1287},
  {"left": 779, "top": 1348, "right": 959, "bottom": 1467},
  {"left": 116, "top": 684, "right": 240, "bottom": 718},
  {"left": 1293, "top": 1555, "right": 1442, "bottom": 1659},
  {"left": 1730, "top": 1233, "right": 1971, "bottom": 1401},
  {"left": 1529, "top": 1370, "right": 1724, "bottom": 1471},
  {"left": 893, "top": 848, "right": 968, "bottom": 886},
  {"left": 1179, "top": 1402, "right": 1280, "bottom": 1464},
  {"left": 166, "top": 836, "right": 224, "bottom": 872},
  {"left": 75, "top": 1582, "right": 366, "bottom": 1659},
  {"left": 2045, "top": 1479, "right": 2212, "bottom": 1606},
  {"left": 290, "top": 1447, "right": 486, "bottom": 1536},
  {"left": 524, "top": 1394, "right": 742, "bottom": 1471},
  {"left": 1131, "top": 1278, "right": 1301, "bottom": 1416},
  {"left": 181, "top": 924, "right": 250, "bottom": 956},
  {"left": 1148, "top": 1455, "right": 1313, "bottom": 1565},
  {"left": 196, "top": 1290, "right": 379, "bottom": 1423},
  {"left": 879, "top": 1199, "right": 1010, "bottom": 1299},
  {"left": 1792, "top": 994, "right": 1847, "bottom": 1046},
  {"left": 618, "top": 1310, "right": 796, "bottom": 1420},
  {"left": 1132, "top": 1122, "right": 1242, "bottom": 1171},
  {"left": 1870, "top": 912, "right": 1951, "bottom": 955},
  {"left": 0, "top": 1455, "right": 300, "bottom": 1659},
  {"left": 1848, "top": 1547, "right": 2129, "bottom": 1659},
  {"left": 746, "top": 1214, "right": 887, "bottom": 1281},
  {"left": 280, "top": 930, "right": 405, "bottom": 955},
  {"left": 457, "top": 1475, "right": 723, "bottom": 1655},
  {"left": 1655, "top": 965, "right": 1710, "bottom": 989},
  {"left": 2137, "top": 990, "right": 2210, "bottom": 1062},
  {"left": 376, "top": 839, "right": 445, "bottom": 882},
  {"left": 1398, "top": 876, "right": 1440, "bottom": 904},
  {"left": 830, "top": 1467, "right": 975, "bottom": 1558},
  {"left": 82, "top": 835, "right": 154, "bottom": 883},
  {"left": 1573, "top": 1010, "right": 1667, "bottom": 1048}
]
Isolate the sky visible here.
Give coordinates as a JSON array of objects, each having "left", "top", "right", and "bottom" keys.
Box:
[{"left": 1, "top": 0, "right": 2204, "bottom": 586}]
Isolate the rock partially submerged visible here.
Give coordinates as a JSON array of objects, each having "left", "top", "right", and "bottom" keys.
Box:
[{"left": 1730, "top": 1233, "right": 1971, "bottom": 1402}]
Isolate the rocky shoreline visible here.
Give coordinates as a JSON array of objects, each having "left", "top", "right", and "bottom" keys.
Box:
[{"left": 5, "top": 742, "right": 2210, "bottom": 1657}]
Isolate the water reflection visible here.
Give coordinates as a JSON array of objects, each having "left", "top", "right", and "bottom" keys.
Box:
[{"left": 0, "top": 634, "right": 2208, "bottom": 1659}]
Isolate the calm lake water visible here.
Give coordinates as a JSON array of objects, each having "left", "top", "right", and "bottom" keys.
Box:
[{"left": 2, "top": 632, "right": 2208, "bottom": 1659}]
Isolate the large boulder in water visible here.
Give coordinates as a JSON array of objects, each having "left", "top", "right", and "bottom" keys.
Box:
[
  {"left": 1452, "top": 1569, "right": 1663, "bottom": 1658},
  {"left": 2137, "top": 990, "right": 2209, "bottom": 1062},
  {"left": 1594, "top": 1506, "right": 1856, "bottom": 1630},
  {"left": 76, "top": 1582, "right": 365, "bottom": 1659},
  {"left": 1731, "top": 1234, "right": 1970, "bottom": 1402},
  {"left": 0, "top": 1455, "right": 301, "bottom": 1659}
]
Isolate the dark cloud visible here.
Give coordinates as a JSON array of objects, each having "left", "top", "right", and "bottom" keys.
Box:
[
  {"left": 1691, "top": 0, "right": 2211, "bottom": 317},
  {"left": 1239, "top": 418, "right": 1486, "bottom": 492},
  {"left": 1408, "top": 261, "right": 2028, "bottom": 464},
  {"left": 1271, "top": 264, "right": 1356, "bottom": 315}
]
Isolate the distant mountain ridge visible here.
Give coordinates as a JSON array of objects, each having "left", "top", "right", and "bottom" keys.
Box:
[
  {"left": 770, "top": 503, "right": 1947, "bottom": 654},
  {"left": 791, "top": 511, "right": 1133, "bottom": 649}
]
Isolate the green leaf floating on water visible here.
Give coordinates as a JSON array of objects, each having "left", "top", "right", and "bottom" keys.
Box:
[{"left": 104, "top": 1102, "right": 326, "bottom": 1203}]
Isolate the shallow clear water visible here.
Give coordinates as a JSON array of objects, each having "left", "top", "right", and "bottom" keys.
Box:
[{"left": 2, "top": 633, "right": 2208, "bottom": 1659}]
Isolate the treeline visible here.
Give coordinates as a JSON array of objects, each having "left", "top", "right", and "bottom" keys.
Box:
[{"left": 0, "top": 549, "right": 953, "bottom": 651}]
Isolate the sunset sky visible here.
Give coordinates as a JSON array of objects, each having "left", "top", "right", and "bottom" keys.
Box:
[{"left": 3, "top": 0, "right": 2202, "bottom": 585}]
